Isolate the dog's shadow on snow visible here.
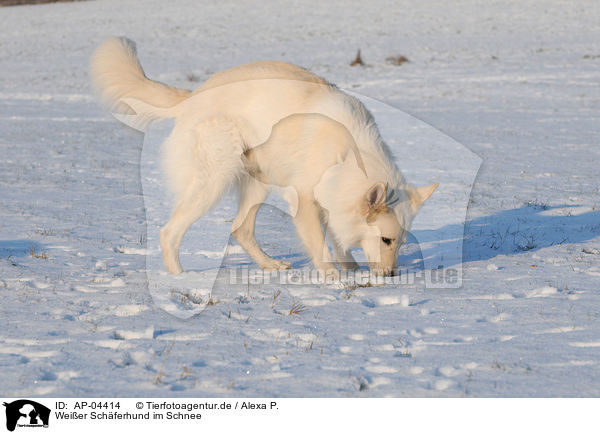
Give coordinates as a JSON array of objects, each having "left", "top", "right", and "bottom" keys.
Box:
[
  {"left": 213, "top": 203, "right": 599, "bottom": 274},
  {"left": 413, "top": 204, "right": 600, "bottom": 268}
]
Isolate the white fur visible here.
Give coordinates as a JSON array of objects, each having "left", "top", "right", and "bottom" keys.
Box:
[{"left": 90, "top": 37, "right": 437, "bottom": 276}]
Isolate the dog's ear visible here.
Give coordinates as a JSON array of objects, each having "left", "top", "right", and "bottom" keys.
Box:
[
  {"left": 362, "top": 182, "right": 387, "bottom": 219},
  {"left": 366, "top": 182, "right": 386, "bottom": 209},
  {"left": 408, "top": 183, "right": 439, "bottom": 212}
]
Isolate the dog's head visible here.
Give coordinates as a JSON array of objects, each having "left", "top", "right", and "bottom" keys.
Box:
[
  {"left": 313, "top": 146, "right": 438, "bottom": 277},
  {"left": 357, "top": 181, "right": 437, "bottom": 276}
]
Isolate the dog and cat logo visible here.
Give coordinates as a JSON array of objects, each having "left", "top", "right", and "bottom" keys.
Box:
[{"left": 2, "top": 400, "right": 50, "bottom": 432}]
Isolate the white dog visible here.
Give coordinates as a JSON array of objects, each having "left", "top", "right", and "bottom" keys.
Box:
[{"left": 91, "top": 37, "right": 437, "bottom": 277}]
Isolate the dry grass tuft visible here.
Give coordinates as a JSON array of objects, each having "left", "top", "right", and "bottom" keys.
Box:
[
  {"left": 350, "top": 49, "right": 364, "bottom": 66},
  {"left": 152, "top": 341, "right": 175, "bottom": 385},
  {"left": 30, "top": 247, "right": 48, "bottom": 259},
  {"left": 385, "top": 55, "right": 409, "bottom": 65},
  {"left": 289, "top": 299, "right": 308, "bottom": 315},
  {"left": 271, "top": 289, "right": 281, "bottom": 308}
]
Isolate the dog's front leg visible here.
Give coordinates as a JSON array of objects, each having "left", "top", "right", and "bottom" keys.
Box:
[
  {"left": 332, "top": 244, "right": 360, "bottom": 271},
  {"left": 320, "top": 207, "right": 359, "bottom": 271},
  {"left": 294, "top": 195, "right": 339, "bottom": 279}
]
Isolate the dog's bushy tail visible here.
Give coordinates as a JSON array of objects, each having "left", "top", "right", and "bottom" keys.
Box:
[{"left": 90, "top": 37, "right": 190, "bottom": 129}]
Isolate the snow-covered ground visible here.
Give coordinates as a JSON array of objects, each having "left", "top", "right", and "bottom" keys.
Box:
[{"left": 0, "top": 0, "right": 599, "bottom": 397}]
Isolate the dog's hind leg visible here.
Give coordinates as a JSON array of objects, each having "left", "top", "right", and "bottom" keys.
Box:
[
  {"left": 161, "top": 116, "right": 244, "bottom": 274},
  {"left": 232, "top": 177, "right": 292, "bottom": 270},
  {"left": 160, "top": 175, "right": 228, "bottom": 274}
]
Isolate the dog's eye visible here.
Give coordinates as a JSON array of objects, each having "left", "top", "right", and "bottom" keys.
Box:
[{"left": 381, "top": 237, "right": 393, "bottom": 245}]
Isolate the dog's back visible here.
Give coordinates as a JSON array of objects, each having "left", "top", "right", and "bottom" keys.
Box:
[{"left": 194, "top": 61, "right": 331, "bottom": 93}]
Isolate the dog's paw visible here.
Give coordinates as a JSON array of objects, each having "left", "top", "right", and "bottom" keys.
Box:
[
  {"left": 162, "top": 255, "right": 183, "bottom": 274},
  {"left": 165, "top": 263, "right": 183, "bottom": 274},
  {"left": 338, "top": 261, "right": 360, "bottom": 271},
  {"left": 261, "top": 258, "right": 292, "bottom": 271}
]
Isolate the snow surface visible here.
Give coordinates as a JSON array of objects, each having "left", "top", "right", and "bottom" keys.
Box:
[{"left": 0, "top": 0, "right": 599, "bottom": 397}]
